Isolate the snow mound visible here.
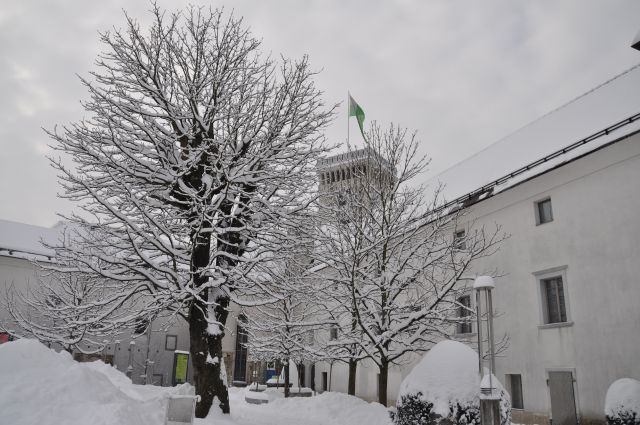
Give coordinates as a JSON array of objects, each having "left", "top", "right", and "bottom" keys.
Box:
[
  {"left": 0, "top": 339, "right": 178, "bottom": 425},
  {"left": 398, "top": 340, "right": 479, "bottom": 416},
  {"left": 269, "top": 391, "right": 392, "bottom": 425},
  {"left": 220, "top": 389, "right": 392, "bottom": 425},
  {"left": 395, "top": 340, "right": 510, "bottom": 425},
  {"left": 605, "top": 378, "right": 640, "bottom": 422}
]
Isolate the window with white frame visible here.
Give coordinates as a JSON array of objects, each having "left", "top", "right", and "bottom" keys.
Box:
[
  {"left": 535, "top": 267, "right": 571, "bottom": 326},
  {"left": 456, "top": 294, "right": 473, "bottom": 334},
  {"left": 535, "top": 197, "right": 553, "bottom": 225}
]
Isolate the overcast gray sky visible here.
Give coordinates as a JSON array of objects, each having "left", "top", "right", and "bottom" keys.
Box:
[{"left": 1, "top": 0, "right": 639, "bottom": 227}]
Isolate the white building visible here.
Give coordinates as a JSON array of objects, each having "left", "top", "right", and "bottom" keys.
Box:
[
  {"left": 312, "top": 63, "right": 640, "bottom": 425},
  {"left": 0, "top": 219, "right": 249, "bottom": 388}
]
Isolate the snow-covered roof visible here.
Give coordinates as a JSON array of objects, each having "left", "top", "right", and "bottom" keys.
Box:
[
  {"left": 426, "top": 63, "right": 640, "bottom": 205},
  {"left": 0, "top": 219, "right": 63, "bottom": 260}
]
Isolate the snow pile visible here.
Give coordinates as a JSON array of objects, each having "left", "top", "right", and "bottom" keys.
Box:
[
  {"left": 0, "top": 339, "right": 395, "bottom": 425},
  {"left": 232, "top": 390, "right": 392, "bottom": 425},
  {"left": 394, "top": 340, "right": 510, "bottom": 425},
  {"left": 398, "top": 340, "right": 478, "bottom": 416},
  {"left": 605, "top": 378, "right": 640, "bottom": 425},
  {"left": 0, "top": 339, "right": 177, "bottom": 425}
]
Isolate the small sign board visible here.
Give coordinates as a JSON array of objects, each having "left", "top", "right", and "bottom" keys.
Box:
[{"left": 172, "top": 351, "right": 190, "bottom": 385}]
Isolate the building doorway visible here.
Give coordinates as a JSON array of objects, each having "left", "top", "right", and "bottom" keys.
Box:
[
  {"left": 233, "top": 315, "right": 248, "bottom": 385},
  {"left": 298, "top": 362, "right": 305, "bottom": 387},
  {"left": 548, "top": 371, "right": 578, "bottom": 425}
]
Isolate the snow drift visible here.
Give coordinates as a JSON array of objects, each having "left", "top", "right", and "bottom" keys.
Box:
[
  {"left": 394, "top": 340, "right": 510, "bottom": 425},
  {"left": 0, "top": 339, "right": 180, "bottom": 425},
  {"left": 0, "top": 339, "right": 393, "bottom": 425},
  {"left": 605, "top": 378, "right": 640, "bottom": 425},
  {"left": 229, "top": 389, "right": 392, "bottom": 425}
]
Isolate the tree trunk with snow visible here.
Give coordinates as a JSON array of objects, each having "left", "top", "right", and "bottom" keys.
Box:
[
  {"left": 190, "top": 295, "right": 230, "bottom": 415},
  {"left": 284, "top": 359, "right": 290, "bottom": 398},
  {"left": 378, "top": 358, "right": 389, "bottom": 406},
  {"left": 348, "top": 358, "right": 357, "bottom": 395}
]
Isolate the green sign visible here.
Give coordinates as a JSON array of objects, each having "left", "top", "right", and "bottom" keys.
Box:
[{"left": 173, "top": 352, "right": 189, "bottom": 384}]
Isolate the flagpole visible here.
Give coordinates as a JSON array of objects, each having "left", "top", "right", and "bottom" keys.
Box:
[{"left": 347, "top": 91, "right": 350, "bottom": 147}]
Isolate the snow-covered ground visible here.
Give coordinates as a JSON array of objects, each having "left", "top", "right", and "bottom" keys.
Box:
[{"left": 0, "top": 339, "right": 391, "bottom": 425}]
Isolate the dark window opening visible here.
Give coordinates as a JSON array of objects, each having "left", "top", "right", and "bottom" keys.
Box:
[
  {"left": 233, "top": 315, "right": 248, "bottom": 384},
  {"left": 542, "top": 277, "right": 567, "bottom": 324},
  {"left": 457, "top": 295, "right": 473, "bottom": 334},
  {"left": 536, "top": 198, "right": 553, "bottom": 225},
  {"left": 133, "top": 318, "right": 149, "bottom": 335},
  {"left": 298, "top": 363, "right": 305, "bottom": 387},
  {"left": 329, "top": 325, "right": 338, "bottom": 340},
  {"left": 454, "top": 229, "right": 466, "bottom": 250},
  {"left": 507, "top": 374, "right": 524, "bottom": 409}
]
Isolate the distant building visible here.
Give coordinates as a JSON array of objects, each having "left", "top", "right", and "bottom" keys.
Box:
[
  {"left": 317, "top": 147, "right": 394, "bottom": 194},
  {"left": 0, "top": 219, "right": 248, "bottom": 388}
]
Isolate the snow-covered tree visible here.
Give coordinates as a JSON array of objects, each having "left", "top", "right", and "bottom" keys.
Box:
[
  {"left": 33, "top": 5, "right": 332, "bottom": 417},
  {"left": 310, "top": 193, "right": 370, "bottom": 395},
  {"left": 243, "top": 229, "right": 328, "bottom": 397},
  {"left": 2, "top": 269, "right": 118, "bottom": 354},
  {"left": 312, "top": 123, "right": 503, "bottom": 405}
]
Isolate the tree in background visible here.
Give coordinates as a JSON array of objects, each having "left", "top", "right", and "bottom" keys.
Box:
[
  {"left": 243, "top": 226, "right": 328, "bottom": 397},
  {"left": 2, "top": 269, "right": 116, "bottom": 354},
  {"left": 313, "top": 123, "right": 503, "bottom": 405},
  {"left": 34, "top": 5, "right": 332, "bottom": 417}
]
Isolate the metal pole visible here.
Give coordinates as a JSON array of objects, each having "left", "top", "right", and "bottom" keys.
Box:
[
  {"left": 487, "top": 288, "right": 496, "bottom": 393},
  {"left": 347, "top": 92, "right": 350, "bottom": 147},
  {"left": 476, "top": 289, "right": 483, "bottom": 376},
  {"left": 113, "top": 340, "right": 120, "bottom": 369},
  {"left": 143, "top": 323, "right": 152, "bottom": 384}
]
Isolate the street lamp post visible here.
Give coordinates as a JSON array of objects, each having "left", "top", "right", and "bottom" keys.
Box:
[
  {"left": 474, "top": 275, "right": 501, "bottom": 425},
  {"left": 126, "top": 340, "right": 135, "bottom": 379}
]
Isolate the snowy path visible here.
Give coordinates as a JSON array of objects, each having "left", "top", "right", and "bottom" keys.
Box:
[
  {"left": 229, "top": 402, "right": 326, "bottom": 425},
  {"left": 197, "top": 389, "right": 392, "bottom": 425}
]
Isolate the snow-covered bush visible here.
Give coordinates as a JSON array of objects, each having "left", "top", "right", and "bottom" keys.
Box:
[
  {"left": 606, "top": 378, "right": 640, "bottom": 425},
  {"left": 392, "top": 340, "right": 510, "bottom": 425}
]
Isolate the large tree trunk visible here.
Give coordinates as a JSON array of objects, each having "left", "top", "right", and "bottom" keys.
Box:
[
  {"left": 189, "top": 228, "right": 231, "bottom": 417},
  {"left": 377, "top": 358, "right": 389, "bottom": 406},
  {"left": 284, "top": 359, "right": 290, "bottom": 398},
  {"left": 348, "top": 358, "right": 357, "bottom": 395},
  {"left": 190, "top": 295, "right": 230, "bottom": 417}
]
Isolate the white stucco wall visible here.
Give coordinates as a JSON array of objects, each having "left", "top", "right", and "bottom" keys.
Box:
[{"left": 463, "top": 131, "right": 640, "bottom": 423}]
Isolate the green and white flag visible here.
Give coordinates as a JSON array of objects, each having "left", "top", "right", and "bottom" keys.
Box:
[{"left": 348, "top": 93, "right": 366, "bottom": 139}]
